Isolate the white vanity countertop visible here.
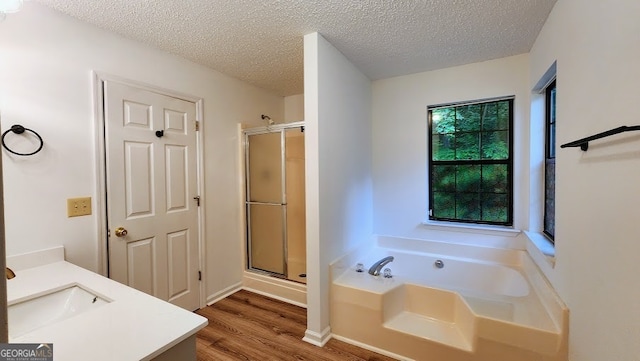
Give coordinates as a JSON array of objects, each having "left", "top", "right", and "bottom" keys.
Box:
[{"left": 6, "top": 252, "right": 207, "bottom": 361}]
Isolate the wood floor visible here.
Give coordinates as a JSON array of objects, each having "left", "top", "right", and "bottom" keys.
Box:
[{"left": 195, "top": 290, "right": 397, "bottom": 361}]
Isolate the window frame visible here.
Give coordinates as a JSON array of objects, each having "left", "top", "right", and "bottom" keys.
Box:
[
  {"left": 543, "top": 80, "right": 556, "bottom": 242},
  {"left": 427, "top": 96, "right": 514, "bottom": 226}
]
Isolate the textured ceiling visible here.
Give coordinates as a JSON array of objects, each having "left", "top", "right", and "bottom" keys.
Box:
[{"left": 33, "top": 0, "right": 556, "bottom": 96}]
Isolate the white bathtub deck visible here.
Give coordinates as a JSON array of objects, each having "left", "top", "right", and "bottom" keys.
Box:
[{"left": 384, "top": 311, "right": 473, "bottom": 351}]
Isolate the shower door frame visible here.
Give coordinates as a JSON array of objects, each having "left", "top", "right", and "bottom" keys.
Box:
[{"left": 243, "top": 121, "right": 304, "bottom": 279}]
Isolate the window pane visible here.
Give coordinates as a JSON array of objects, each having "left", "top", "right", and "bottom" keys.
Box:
[
  {"left": 481, "top": 131, "right": 509, "bottom": 160},
  {"left": 456, "top": 105, "right": 482, "bottom": 132},
  {"left": 457, "top": 193, "right": 481, "bottom": 221},
  {"left": 481, "top": 164, "right": 508, "bottom": 193},
  {"left": 544, "top": 159, "right": 555, "bottom": 238},
  {"left": 432, "top": 108, "right": 455, "bottom": 134},
  {"left": 433, "top": 192, "right": 456, "bottom": 218},
  {"left": 432, "top": 134, "right": 456, "bottom": 160},
  {"left": 481, "top": 193, "right": 509, "bottom": 223},
  {"left": 456, "top": 165, "right": 481, "bottom": 192},
  {"left": 455, "top": 132, "right": 480, "bottom": 160},
  {"left": 481, "top": 103, "right": 499, "bottom": 131},
  {"left": 432, "top": 165, "right": 456, "bottom": 192},
  {"left": 550, "top": 88, "right": 556, "bottom": 123},
  {"left": 549, "top": 123, "right": 556, "bottom": 158},
  {"left": 497, "top": 101, "right": 510, "bottom": 130}
]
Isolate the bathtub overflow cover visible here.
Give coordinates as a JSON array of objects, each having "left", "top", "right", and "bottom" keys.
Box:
[{"left": 434, "top": 260, "right": 444, "bottom": 269}]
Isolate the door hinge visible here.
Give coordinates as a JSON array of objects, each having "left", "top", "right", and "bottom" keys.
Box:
[
  {"left": 193, "top": 196, "right": 200, "bottom": 206},
  {"left": 198, "top": 270, "right": 202, "bottom": 281},
  {"left": 195, "top": 121, "right": 199, "bottom": 131}
]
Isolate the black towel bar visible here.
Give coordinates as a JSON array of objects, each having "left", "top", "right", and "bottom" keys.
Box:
[{"left": 560, "top": 125, "right": 640, "bottom": 151}]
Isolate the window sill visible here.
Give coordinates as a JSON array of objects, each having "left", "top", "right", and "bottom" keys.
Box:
[
  {"left": 421, "top": 220, "right": 521, "bottom": 237},
  {"left": 524, "top": 231, "right": 556, "bottom": 258}
]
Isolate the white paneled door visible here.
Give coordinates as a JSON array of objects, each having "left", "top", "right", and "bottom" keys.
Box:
[{"left": 103, "top": 81, "right": 200, "bottom": 311}]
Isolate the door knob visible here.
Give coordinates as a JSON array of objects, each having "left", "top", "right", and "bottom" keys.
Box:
[{"left": 114, "top": 227, "right": 128, "bottom": 237}]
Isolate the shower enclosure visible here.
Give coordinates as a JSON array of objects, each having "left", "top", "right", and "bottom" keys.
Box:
[{"left": 244, "top": 122, "right": 306, "bottom": 283}]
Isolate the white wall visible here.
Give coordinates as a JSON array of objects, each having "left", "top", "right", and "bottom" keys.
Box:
[
  {"left": 303, "top": 32, "right": 373, "bottom": 343},
  {"left": 284, "top": 94, "right": 304, "bottom": 122},
  {"left": 372, "top": 54, "right": 530, "bottom": 249},
  {"left": 0, "top": 3, "right": 283, "bottom": 302},
  {"left": 530, "top": 1, "right": 640, "bottom": 360}
]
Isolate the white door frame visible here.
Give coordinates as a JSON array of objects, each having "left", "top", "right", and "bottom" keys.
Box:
[{"left": 91, "top": 71, "right": 206, "bottom": 309}]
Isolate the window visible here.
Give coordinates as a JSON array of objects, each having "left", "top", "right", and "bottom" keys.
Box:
[
  {"left": 428, "top": 97, "right": 513, "bottom": 226},
  {"left": 544, "top": 80, "right": 556, "bottom": 241}
]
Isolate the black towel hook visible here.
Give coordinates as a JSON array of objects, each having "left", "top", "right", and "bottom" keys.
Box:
[{"left": 2, "top": 124, "right": 44, "bottom": 156}]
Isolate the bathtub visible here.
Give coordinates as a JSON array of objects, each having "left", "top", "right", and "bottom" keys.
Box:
[
  {"left": 370, "top": 249, "right": 529, "bottom": 298},
  {"left": 330, "top": 243, "right": 568, "bottom": 361}
]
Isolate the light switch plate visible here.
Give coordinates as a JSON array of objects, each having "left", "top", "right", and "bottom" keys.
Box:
[{"left": 67, "top": 197, "right": 92, "bottom": 217}]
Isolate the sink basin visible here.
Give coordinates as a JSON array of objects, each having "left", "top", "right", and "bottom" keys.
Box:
[{"left": 8, "top": 284, "right": 111, "bottom": 338}]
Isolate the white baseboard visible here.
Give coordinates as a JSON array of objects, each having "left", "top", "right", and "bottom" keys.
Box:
[
  {"left": 331, "top": 334, "right": 411, "bottom": 360},
  {"left": 302, "top": 326, "right": 331, "bottom": 347},
  {"left": 206, "top": 282, "right": 242, "bottom": 306}
]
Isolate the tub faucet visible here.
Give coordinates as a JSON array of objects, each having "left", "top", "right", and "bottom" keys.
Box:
[
  {"left": 368, "top": 256, "right": 394, "bottom": 276},
  {"left": 5, "top": 267, "right": 15, "bottom": 280}
]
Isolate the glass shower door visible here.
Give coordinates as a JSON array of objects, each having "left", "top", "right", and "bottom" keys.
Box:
[
  {"left": 284, "top": 128, "right": 306, "bottom": 282},
  {"left": 246, "top": 132, "right": 286, "bottom": 275}
]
